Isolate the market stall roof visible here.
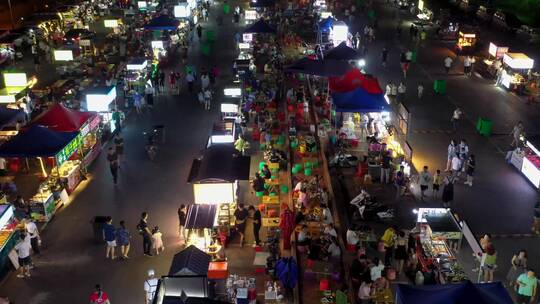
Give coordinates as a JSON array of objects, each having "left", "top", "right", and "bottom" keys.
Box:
[
  {"left": 323, "top": 42, "right": 361, "bottom": 60},
  {"left": 249, "top": 0, "right": 275, "bottom": 7},
  {"left": 318, "top": 17, "right": 335, "bottom": 32},
  {"left": 144, "top": 15, "right": 180, "bottom": 31},
  {"left": 284, "top": 57, "right": 351, "bottom": 77},
  {"left": 31, "top": 103, "right": 97, "bottom": 132},
  {"left": 0, "top": 125, "right": 79, "bottom": 158},
  {"left": 169, "top": 245, "right": 211, "bottom": 276},
  {"left": 185, "top": 204, "right": 217, "bottom": 229},
  {"left": 396, "top": 281, "right": 512, "bottom": 304},
  {"left": 331, "top": 87, "right": 389, "bottom": 113},
  {"left": 329, "top": 68, "right": 383, "bottom": 94},
  {"left": 243, "top": 19, "right": 276, "bottom": 34},
  {"left": 0, "top": 106, "right": 25, "bottom": 129},
  {"left": 187, "top": 144, "right": 250, "bottom": 183}
]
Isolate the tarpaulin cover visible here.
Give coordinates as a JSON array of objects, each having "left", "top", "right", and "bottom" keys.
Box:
[
  {"left": 169, "top": 245, "right": 211, "bottom": 276},
  {"left": 396, "top": 281, "right": 513, "bottom": 304},
  {"left": 318, "top": 17, "right": 335, "bottom": 32},
  {"left": 331, "top": 87, "right": 389, "bottom": 113},
  {"left": 329, "top": 68, "right": 383, "bottom": 94},
  {"left": 31, "top": 103, "right": 97, "bottom": 132},
  {"left": 323, "top": 42, "right": 361, "bottom": 60},
  {"left": 249, "top": 0, "right": 275, "bottom": 8},
  {"left": 144, "top": 15, "right": 180, "bottom": 30},
  {"left": 187, "top": 144, "right": 250, "bottom": 183},
  {"left": 0, "top": 106, "right": 24, "bottom": 129},
  {"left": 185, "top": 204, "right": 218, "bottom": 229},
  {"left": 275, "top": 257, "right": 298, "bottom": 289},
  {"left": 0, "top": 125, "right": 79, "bottom": 157},
  {"left": 284, "top": 57, "right": 351, "bottom": 77},
  {"left": 243, "top": 19, "right": 276, "bottom": 34}
]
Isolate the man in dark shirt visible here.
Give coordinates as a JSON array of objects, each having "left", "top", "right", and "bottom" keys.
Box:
[
  {"left": 380, "top": 151, "right": 392, "bottom": 184},
  {"left": 178, "top": 205, "right": 187, "bottom": 241},
  {"left": 249, "top": 206, "right": 262, "bottom": 246},
  {"left": 252, "top": 173, "right": 265, "bottom": 193},
  {"left": 234, "top": 204, "right": 249, "bottom": 246},
  {"left": 138, "top": 212, "right": 153, "bottom": 256}
]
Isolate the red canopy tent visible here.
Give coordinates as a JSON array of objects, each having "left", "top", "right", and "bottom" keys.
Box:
[
  {"left": 31, "top": 103, "right": 98, "bottom": 132},
  {"left": 329, "top": 68, "right": 383, "bottom": 94}
]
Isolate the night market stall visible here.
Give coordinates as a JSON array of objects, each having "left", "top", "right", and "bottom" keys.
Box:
[
  {"left": 0, "top": 126, "right": 80, "bottom": 222},
  {"left": 499, "top": 53, "right": 535, "bottom": 93},
  {"left": 508, "top": 135, "right": 540, "bottom": 189},
  {"left": 83, "top": 86, "right": 118, "bottom": 135},
  {"left": 0, "top": 205, "right": 19, "bottom": 272}
]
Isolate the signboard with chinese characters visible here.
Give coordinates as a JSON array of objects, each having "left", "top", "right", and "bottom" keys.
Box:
[{"left": 56, "top": 134, "right": 82, "bottom": 165}]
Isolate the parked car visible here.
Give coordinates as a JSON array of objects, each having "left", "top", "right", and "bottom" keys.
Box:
[{"left": 516, "top": 25, "right": 540, "bottom": 44}]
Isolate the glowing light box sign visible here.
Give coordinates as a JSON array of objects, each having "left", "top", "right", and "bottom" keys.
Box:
[
  {"left": 332, "top": 21, "right": 348, "bottom": 46},
  {"left": 224, "top": 88, "right": 241, "bottom": 97},
  {"left": 126, "top": 60, "right": 148, "bottom": 70},
  {"left": 522, "top": 157, "right": 540, "bottom": 189},
  {"left": 238, "top": 42, "right": 250, "bottom": 49},
  {"left": 503, "top": 53, "right": 534, "bottom": 70},
  {"left": 174, "top": 3, "right": 190, "bottom": 18},
  {"left": 245, "top": 10, "right": 257, "bottom": 20},
  {"left": 221, "top": 103, "right": 239, "bottom": 113},
  {"left": 138, "top": 1, "right": 147, "bottom": 9},
  {"left": 151, "top": 40, "right": 164, "bottom": 49},
  {"left": 54, "top": 50, "right": 74, "bottom": 61},
  {"left": 104, "top": 19, "right": 119, "bottom": 28},
  {"left": 86, "top": 86, "right": 116, "bottom": 112},
  {"left": 418, "top": 0, "right": 424, "bottom": 11},
  {"left": 3, "top": 73, "right": 27, "bottom": 87},
  {"left": 320, "top": 11, "right": 332, "bottom": 19},
  {"left": 193, "top": 183, "right": 234, "bottom": 204},
  {"left": 243, "top": 33, "right": 253, "bottom": 42}
]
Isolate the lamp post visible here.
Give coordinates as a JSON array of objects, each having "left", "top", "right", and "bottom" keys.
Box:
[{"left": 7, "top": 0, "right": 15, "bottom": 29}]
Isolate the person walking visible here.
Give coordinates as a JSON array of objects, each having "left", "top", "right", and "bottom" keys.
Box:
[
  {"left": 201, "top": 73, "right": 210, "bottom": 91},
  {"left": 380, "top": 150, "right": 392, "bottom": 184},
  {"left": 196, "top": 24, "right": 203, "bottom": 40},
  {"left": 464, "top": 154, "right": 475, "bottom": 186},
  {"left": 14, "top": 234, "right": 32, "bottom": 278},
  {"left": 442, "top": 171, "right": 456, "bottom": 208},
  {"left": 432, "top": 169, "right": 443, "bottom": 198},
  {"left": 381, "top": 47, "right": 388, "bottom": 67},
  {"left": 445, "top": 140, "right": 457, "bottom": 171},
  {"left": 510, "top": 121, "right": 524, "bottom": 147},
  {"left": 444, "top": 55, "right": 453, "bottom": 74},
  {"left": 394, "top": 165, "right": 406, "bottom": 200},
  {"left": 116, "top": 220, "right": 131, "bottom": 259},
  {"left": 419, "top": 166, "right": 432, "bottom": 200},
  {"left": 203, "top": 89, "right": 212, "bottom": 110},
  {"left": 107, "top": 147, "right": 119, "bottom": 185},
  {"left": 516, "top": 269, "right": 537, "bottom": 304},
  {"left": 380, "top": 225, "right": 397, "bottom": 266},
  {"left": 451, "top": 107, "right": 463, "bottom": 132},
  {"left": 249, "top": 205, "right": 262, "bottom": 246},
  {"left": 24, "top": 218, "right": 40, "bottom": 255},
  {"left": 186, "top": 72, "right": 195, "bottom": 93},
  {"left": 481, "top": 244, "right": 497, "bottom": 283},
  {"left": 178, "top": 204, "right": 187, "bottom": 241},
  {"left": 89, "top": 284, "right": 111, "bottom": 304},
  {"left": 463, "top": 56, "right": 472, "bottom": 76},
  {"left": 144, "top": 269, "right": 159, "bottom": 304},
  {"left": 397, "top": 82, "right": 406, "bottom": 102},
  {"left": 137, "top": 212, "right": 153, "bottom": 256},
  {"left": 507, "top": 250, "right": 527, "bottom": 289},
  {"left": 102, "top": 216, "right": 116, "bottom": 260},
  {"left": 417, "top": 83, "right": 424, "bottom": 99},
  {"left": 169, "top": 71, "right": 176, "bottom": 93},
  {"left": 113, "top": 134, "right": 124, "bottom": 165},
  {"left": 133, "top": 92, "right": 143, "bottom": 114},
  {"left": 234, "top": 204, "right": 248, "bottom": 246},
  {"left": 144, "top": 84, "right": 155, "bottom": 110},
  {"left": 151, "top": 226, "right": 164, "bottom": 255},
  {"left": 394, "top": 230, "right": 408, "bottom": 274}
]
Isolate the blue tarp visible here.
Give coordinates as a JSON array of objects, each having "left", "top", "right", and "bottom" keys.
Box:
[
  {"left": 324, "top": 42, "right": 361, "bottom": 60},
  {"left": 275, "top": 257, "right": 298, "bottom": 289},
  {"left": 249, "top": 0, "right": 275, "bottom": 7},
  {"left": 284, "top": 57, "right": 351, "bottom": 77},
  {"left": 396, "top": 281, "right": 513, "bottom": 304},
  {"left": 144, "top": 15, "right": 180, "bottom": 30},
  {"left": 318, "top": 17, "right": 335, "bottom": 32},
  {"left": 0, "top": 106, "right": 25, "bottom": 129},
  {"left": 243, "top": 19, "right": 276, "bottom": 34},
  {"left": 331, "top": 87, "right": 389, "bottom": 112},
  {"left": 0, "top": 125, "right": 79, "bottom": 157}
]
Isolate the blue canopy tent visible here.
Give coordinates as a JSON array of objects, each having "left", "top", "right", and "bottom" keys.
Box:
[
  {"left": 324, "top": 42, "right": 361, "bottom": 60},
  {"left": 0, "top": 106, "right": 25, "bottom": 129},
  {"left": 318, "top": 17, "right": 335, "bottom": 32},
  {"left": 249, "top": 0, "right": 275, "bottom": 8},
  {"left": 144, "top": 15, "right": 180, "bottom": 31},
  {"left": 396, "top": 281, "right": 513, "bottom": 304},
  {"left": 330, "top": 87, "right": 389, "bottom": 112},
  {"left": 284, "top": 57, "right": 351, "bottom": 77},
  {"left": 0, "top": 125, "right": 79, "bottom": 157},
  {"left": 243, "top": 19, "right": 276, "bottom": 34}
]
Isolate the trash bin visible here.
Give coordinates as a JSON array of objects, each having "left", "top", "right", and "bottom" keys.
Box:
[
  {"left": 201, "top": 43, "right": 210, "bottom": 56},
  {"left": 411, "top": 50, "right": 417, "bottom": 63},
  {"left": 434, "top": 80, "right": 446, "bottom": 94},
  {"left": 206, "top": 30, "right": 216, "bottom": 42},
  {"left": 91, "top": 216, "right": 109, "bottom": 242},
  {"left": 476, "top": 118, "right": 492, "bottom": 137},
  {"left": 223, "top": 4, "right": 230, "bottom": 14}
]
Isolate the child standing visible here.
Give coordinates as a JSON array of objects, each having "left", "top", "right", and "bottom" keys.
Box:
[
  {"left": 151, "top": 226, "right": 164, "bottom": 255},
  {"left": 432, "top": 169, "right": 443, "bottom": 198}
]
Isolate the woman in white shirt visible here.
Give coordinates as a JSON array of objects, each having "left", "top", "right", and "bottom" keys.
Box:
[
  {"left": 322, "top": 204, "right": 333, "bottom": 224},
  {"left": 370, "top": 257, "right": 385, "bottom": 282},
  {"left": 346, "top": 228, "right": 360, "bottom": 247}
]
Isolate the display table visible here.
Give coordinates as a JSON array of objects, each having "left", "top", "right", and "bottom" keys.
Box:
[
  {"left": 29, "top": 191, "right": 57, "bottom": 222},
  {"left": 51, "top": 160, "right": 82, "bottom": 194},
  {"left": 208, "top": 261, "right": 228, "bottom": 279}
]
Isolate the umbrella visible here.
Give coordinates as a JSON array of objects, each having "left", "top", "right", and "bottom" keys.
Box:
[{"left": 324, "top": 41, "right": 361, "bottom": 60}]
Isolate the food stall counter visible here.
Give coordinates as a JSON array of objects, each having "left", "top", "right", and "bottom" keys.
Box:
[
  {"left": 51, "top": 160, "right": 82, "bottom": 193},
  {"left": 0, "top": 205, "right": 18, "bottom": 268},
  {"left": 509, "top": 136, "right": 540, "bottom": 189}
]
